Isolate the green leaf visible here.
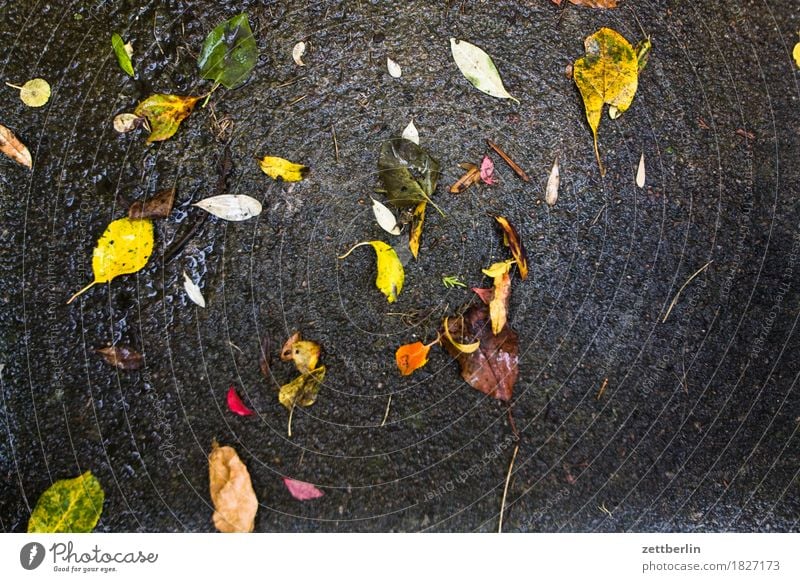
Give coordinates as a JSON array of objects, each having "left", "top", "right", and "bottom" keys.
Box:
[
  {"left": 28, "top": 471, "right": 105, "bottom": 533},
  {"left": 111, "top": 33, "right": 134, "bottom": 77},
  {"left": 377, "top": 138, "right": 441, "bottom": 209},
  {"left": 197, "top": 13, "right": 258, "bottom": 90}
]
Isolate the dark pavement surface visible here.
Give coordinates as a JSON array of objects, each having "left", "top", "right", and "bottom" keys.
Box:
[{"left": 1, "top": 0, "right": 798, "bottom": 532}]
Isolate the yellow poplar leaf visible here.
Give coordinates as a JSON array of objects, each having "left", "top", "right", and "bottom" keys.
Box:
[
  {"left": 280, "top": 332, "right": 321, "bottom": 374},
  {"left": 258, "top": 156, "right": 309, "bottom": 182},
  {"left": 409, "top": 201, "right": 426, "bottom": 259},
  {"left": 279, "top": 366, "right": 326, "bottom": 409},
  {"left": 338, "top": 241, "right": 404, "bottom": 303},
  {"left": 208, "top": 442, "right": 258, "bottom": 533},
  {"left": 573, "top": 28, "right": 638, "bottom": 175},
  {"left": 67, "top": 217, "right": 154, "bottom": 304},
  {"left": 134, "top": 94, "right": 200, "bottom": 142}
]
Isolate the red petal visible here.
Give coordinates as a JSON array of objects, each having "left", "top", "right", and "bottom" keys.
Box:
[
  {"left": 480, "top": 155, "right": 496, "bottom": 185},
  {"left": 472, "top": 287, "right": 494, "bottom": 305},
  {"left": 227, "top": 385, "right": 255, "bottom": 416},
  {"left": 283, "top": 477, "right": 324, "bottom": 501}
]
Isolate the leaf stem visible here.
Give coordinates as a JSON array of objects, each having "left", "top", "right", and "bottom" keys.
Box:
[
  {"left": 498, "top": 443, "right": 519, "bottom": 533},
  {"left": 337, "top": 241, "right": 371, "bottom": 259},
  {"left": 5, "top": 82, "right": 23, "bottom": 90},
  {"left": 201, "top": 82, "right": 220, "bottom": 108},
  {"left": 66, "top": 281, "right": 96, "bottom": 304}
]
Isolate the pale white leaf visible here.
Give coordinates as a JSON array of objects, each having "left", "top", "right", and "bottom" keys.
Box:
[
  {"left": 401, "top": 119, "right": 419, "bottom": 144},
  {"left": 636, "top": 152, "right": 646, "bottom": 188},
  {"left": 193, "top": 194, "right": 262, "bottom": 221},
  {"left": 545, "top": 157, "right": 560, "bottom": 207},
  {"left": 387, "top": 57, "right": 402, "bottom": 78},
  {"left": 450, "top": 38, "right": 518, "bottom": 104},
  {"left": 113, "top": 113, "right": 140, "bottom": 133},
  {"left": 371, "top": 197, "right": 401, "bottom": 235},
  {"left": 183, "top": 271, "right": 206, "bottom": 308},
  {"left": 124, "top": 41, "right": 134, "bottom": 59},
  {"left": 292, "top": 41, "right": 306, "bottom": 66}
]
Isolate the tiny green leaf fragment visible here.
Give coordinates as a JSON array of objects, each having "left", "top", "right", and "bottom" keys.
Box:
[
  {"left": 112, "top": 33, "right": 134, "bottom": 77},
  {"left": 442, "top": 275, "right": 467, "bottom": 289},
  {"left": 198, "top": 13, "right": 258, "bottom": 89},
  {"left": 28, "top": 471, "right": 105, "bottom": 533}
]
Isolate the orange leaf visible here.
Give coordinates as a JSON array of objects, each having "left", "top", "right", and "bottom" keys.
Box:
[{"left": 395, "top": 341, "right": 432, "bottom": 375}]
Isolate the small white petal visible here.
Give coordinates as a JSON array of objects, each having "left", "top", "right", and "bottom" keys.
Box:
[
  {"left": 636, "top": 152, "right": 646, "bottom": 188},
  {"left": 113, "top": 113, "right": 140, "bottom": 133},
  {"left": 387, "top": 57, "right": 402, "bottom": 78},
  {"left": 401, "top": 119, "right": 419, "bottom": 144},
  {"left": 193, "top": 195, "right": 262, "bottom": 221},
  {"left": 183, "top": 272, "right": 206, "bottom": 308},
  {"left": 371, "top": 197, "right": 401, "bottom": 235},
  {"left": 292, "top": 41, "right": 306, "bottom": 66},
  {"left": 124, "top": 41, "right": 134, "bottom": 58},
  {"left": 545, "top": 157, "right": 560, "bottom": 206}
]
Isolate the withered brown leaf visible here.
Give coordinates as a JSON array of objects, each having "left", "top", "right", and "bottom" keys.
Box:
[
  {"left": 128, "top": 188, "right": 176, "bottom": 219},
  {"left": 208, "top": 442, "right": 258, "bottom": 533},
  {"left": 95, "top": 345, "right": 143, "bottom": 370}
]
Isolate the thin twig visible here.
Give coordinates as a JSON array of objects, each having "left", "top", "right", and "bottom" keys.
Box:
[
  {"left": 591, "top": 203, "right": 607, "bottom": 226},
  {"left": 380, "top": 395, "right": 392, "bottom": 426},
  {"left": 596, "top": 377, "right": 609, "bottom": 400},
  {"left": 331, "top": 124, "right": 340, "bottom": 163},
  {"left": 287, "top": 404, "right": 295, "bottom": 437},
  {"left": 498, "top": 444, "right": 520, "bottom": 533},
  {"left": 153, "top": 11, "right": 164, "bottom": 56},
  {"left": 662, "top": 260, "right": 713, "bottom": 322},
  {"left": 486, "top": 139, "right": 529, "bottom": 182}
]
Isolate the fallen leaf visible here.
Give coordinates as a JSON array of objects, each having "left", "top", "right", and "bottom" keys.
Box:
[
  {"left": 402, "top": 119, "right": 419, "bottom": 144},
  {"left": 482, "top": 260, "right": 513, "bottom": 335},
  {"left": 258, "top": 155, "right": 309, "bottom": 182},
  {"left": 95, "top": 345, "right": 143, "bottom": 370},
  {"left": 67, "top": 217, "right": 154, "bottom": 304},
  {"left": 7, "top": 78, "right": 51, "bottom": 107},
  {"left": 636, "top": 37, "right": 652, "bottom": 72},
  {"left": 494, "top": 216, "right": 528, "bottom": 280},
  {"left": 128, "top": 187, "right": 176, "bottom": 219},
  {"left": 371, "top": 197, "right": 401, "bottom": 235},
  {"left": 794, "top": 41, "right": 800, "bottom": 68},
  {"left": 134, "top": 94, "right": 200, "bottom": 142},
  {"left": 450, "top": 38, "right": 518, "bottom": 104},
  {"left": 113, "top": 113, "right": 143, "bottom": 133},
  {"left": 442, "top": 316, "right": 481, "bottom": 354},
  {"left": 545, "top": 157, "right": 560, "bottom": 206},
  {"left": 378, "top": 138, "right": 441, "bottom": 209},
  {"left": 480, "top": 155, "right": 496, "bottom": 185},
  {"left": 449, "top": 164, "right": 481, "bottom": 194},
  {"left": 280, "top": 332, "right": 321, "bottom": 374},
  {"left": 283, "top": 477, "right": 324, "bottom": 501},
  {"left": 198, "top": 13, "right": 258, "bottom": 89},
  {"left": 111, "top": 33, "right": 134, "bottom": 76},
  {"left": 551, "top": 0, "right": 618, "bottom": 7},
  {"left": 486, "top": 139, "right": 529, "bottom": 182},
  {"left": 183, "top": 271, "right": 206, "bottom": 308},
  {"left": 395, "top": 339, "right": 435, "bottom": 375},
  {"left": 441, "top": 304, "right": 519, "bottom": 402},
  {"left": 387, "top": 57, "right": 402, "bottom": 78},
  {"left": 259, "top": 336, "right": 271, "bottom": 380},
  {"left": 208, "top": 442, "right": 258, "bottom": 533},
  {"left": 573, "top": 28, "right": 639, "bottom": 174},
  {"left": 339, "top": 241, "right": 404, "bottom": 303},
  {"left": 279, "top": 366, "right": 325, "bottom": 409},
  {"left": 28, "top": 471, "right": 104, "bottom": 533},
  {"left": 636, "top": 152, "right": 646, "bottom": 188},
  {"left": 292, "top": 41, "right": 306, "bottom": 66},
  {"left": 0, "top": 124, "right": 32, "bottom": 168},
  {"left": 227, "top": 385, "right": 254, "bottom": 416},
  {"left": 408, "top": 201, "right": 426, "bottom": 259},
  {"left": 193, "top": 194, "right": 262, "bottom": 221}
]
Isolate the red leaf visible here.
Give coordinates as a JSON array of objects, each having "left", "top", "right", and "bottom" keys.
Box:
[
  {"left": 472, "top": 287, "right": 493, "bottom": 305},
  {"left": 227, "top": 385, "right": 255, "bottom": 416},
  {"left": 480, "top": 155, "right": 497, "bottom": 185},
  {"left": 283, "top": 477, "right": 324, "bottom": 501}
]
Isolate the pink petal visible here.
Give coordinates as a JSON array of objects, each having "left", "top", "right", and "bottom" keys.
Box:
[
  {"left": 227, "top": 385, "right": 255, "bottom": 416},
  {"left": 480, "top": 155, "right": 496, "bottom": 185},
  {"left": 283, "top": 477, "right": 324, "bottom": 501}
]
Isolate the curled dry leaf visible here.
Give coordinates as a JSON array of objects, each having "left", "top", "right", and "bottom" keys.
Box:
[
  {"left": 371, "top": 197, "right": 401, "bottom": 235},
  {"left": 408, "top": 201, "right": 426, "bottom": 259},
  {"left": 338, "top": 241, "right": 404, "bottom": 303},
  {"left": 208, "top": 442, "right": 258, "bottom": 533},
  {"left": 545, "top": 157, "right": 560, "bottom": 206},
  {"left": 480, "top": 155, "right": 497, "bottom": 185},
  {"left": 280, "top": 332, "right": 321, "bottom": 374},
  {"left": 292, "top": 41, "right": 306, "bottom": 66},
  {"left": 183, "top": 271, "right": 206, "bottom": 308},
  {"left": 442, "top": 317, "right": 481, "bottom": 354},
  {"left": 227, "top": 385, "right": 254, "bottom": 416},
  {"left": 258, "top": 155, "right": 309, "bottom": 182},
  {"left": 193, "top": 194, "right": 262, "bottom": 221},
  {"left": 402, "top": 119, "right": 419, "bottom": 144},
  {"left": 95, "top": 345, "right": 143, "bottom": 370},
  {"left": 113, "top": 113, "right": 143, "bottom": 133},
  {"left": 387, "top": 57, "right": 402, "bottom": 78},
  {"left": 128, "top": 187, "right": 176, "bottom": 219},
  {"left": 494, "top": 216, "right": 528, "bottom": 280},
  {"left": 441, "top": 304, "right": 519, "bottom": 402},
  {"left": 449, "top": 163, "right": 481, "bottom": 194},
  {"left": 551, "top": 0, "right": 618, "bottom": 7},
  {"left": 450, "top": 38, "right": 518, "bottom": 104},
  {"left": 395, "top": 339, "right": 436, "bottom": 375},
  {"left": 28, "top": 471, "right": 105, "bottom": 533},
  {"left": 0, "top": 123, "right": 32, "bottom": 168},
  {"left": 283, "top": 477, "right": 324, "bottom": 501},
  {"left": 486, "top": 139, "right": 529, "bottom": 182},
  {"left": 482, "top": 259, "right": 514, "bottom": 335},
  {"left": 8, "top": 78, "right": 51, "bottom": 107},
  {"left": 134, "top": 94, "right": 200, "bottom": 142},
  {"left": 636, "top": 152, "right": 646, "bottom": 188},
  {"left": 67, "top": 217, "right": 154, "bottom": 304}
]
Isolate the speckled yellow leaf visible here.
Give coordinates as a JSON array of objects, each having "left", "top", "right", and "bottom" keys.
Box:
[
  {"left": 258, "top": 155, "right": 308, "bottom": 182},
  {"left": 339, "top": 240, "right": 404, "bottom": 303},
  {"left": 28, "top": 471, "right": 104, "bottom": 533},
  {"left": 134, "top": 94, "right": 200, "bottom": 142},
  {"left": 573, "top": 28, "right": 638, "bottom": 175},
  {"left": 67, "top": 217, "right": 154, "bottom": 303},
  {"left": 279, "top": 365, "right": 326, "bottom": 410}
]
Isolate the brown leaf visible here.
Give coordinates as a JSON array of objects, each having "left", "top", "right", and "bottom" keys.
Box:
[
  {"left": 208, "top": 442, "right": 258, "bottom": 533},
  {"left": 441, "top": 304, "right": 519, "bottom": 402},
  {"left": 95, "top": 345, "right": 143, "bottom": 370},
  {"left": 0, "top": 124, "right": 32, "bottom": 168},
  {"left": 128, "top": 188, "right": 176, "bottom": 219},
  {"left": 551, "top": 0, "right": 618, "bottom": 7},
  {"left": 494, "top": 216, "right": 528, "bottom": 279}
]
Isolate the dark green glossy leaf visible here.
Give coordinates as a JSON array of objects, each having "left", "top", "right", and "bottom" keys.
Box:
[
  {"left": 111, "top": 33, "right": 134, "bottom": 77},
  {"left": 377, "top": 138, "right": 441, "bottom": 208},
  {"left": 197, "top": 13, "right": 258, "bottom": 89},
  {"left": 27, "top": 471, "right": 105, "bottom": 533}
]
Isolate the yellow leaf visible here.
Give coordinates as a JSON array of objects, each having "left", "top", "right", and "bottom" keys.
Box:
[
  {"left": 409, "top": 201, "right": 426, "bottom": 259},
  {"left": 67, "top": 217, "right": 154, "bottom": 303},
  {"left": 258, "top": 155, "right": 309, "bottom": 182},
  {"left": 338, "top": 241, "right": 404, "bottom": 303},
  {"left": 279, "top": 366, "right": 326, "bottom": 410},
  {"left": 134, "top": 94, "right": 200, "bottom": 142},
  {"left": 7, "top": 78, "right": 51, "bottom": 107},
  {"left": 442, "top": 317, "right": 480, "bottom": 353},
  {"left": 280, "top": 332, "right": 321, "bottom": 374},
  {"left": 573, "top": 28, "right": 639, "bottom": 175},
  {"left": 482, "top": 260, "right": 513, "bottom": 334},
  {"left": 0, "top": 123, "right": 32, "bottom": 168},
  {"left": 794, "top": 41, "right": 800, "bottom": 69},
  {"left": 208, "top": 442, "right": 258, "bottom": 533}
]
